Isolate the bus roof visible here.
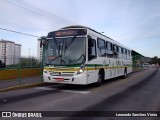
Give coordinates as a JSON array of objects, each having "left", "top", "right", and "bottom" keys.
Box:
[
  {"left": 60, "top": 25, "right": 112, "bottom": 39},
  {"left": 59, "top": 25, "right": 131, "bottom": 50}
]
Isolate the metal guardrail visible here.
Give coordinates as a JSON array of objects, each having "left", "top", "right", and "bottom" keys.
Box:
[{"left": 0, "top": 57, "right": 44, "bottom": 89}]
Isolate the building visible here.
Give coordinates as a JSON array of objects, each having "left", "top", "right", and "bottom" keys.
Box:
[
  {"left": 37, "top": 38, "right": 43, "bottom": 62},
  {"left": 37, "top": 36, "right": 46, "bottom": 61},
  {"left": 14, "top": 44, "right": 22, "bottom": 64},
  {"left": 0, "top": 39, "right": 21, "bottom": 65}
]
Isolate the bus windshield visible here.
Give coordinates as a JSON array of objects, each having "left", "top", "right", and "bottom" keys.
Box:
[{"left": 44, "top": 37, "right": 86, "bottom": 66}]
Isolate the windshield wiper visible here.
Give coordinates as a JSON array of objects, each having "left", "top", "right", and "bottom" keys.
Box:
[{"left": 69, "top": 55, "right": 85, "bottom": 65}]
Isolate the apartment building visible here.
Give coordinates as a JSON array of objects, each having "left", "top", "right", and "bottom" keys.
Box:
[
  {"left": 0, "top": 39, "right": 21, "bottom": 65},
  {"left": 14, "top": 44, "right": 22, "bottom": 64},
  {"left": 37, "top": 38, "right": 43, "bottom": 62}
]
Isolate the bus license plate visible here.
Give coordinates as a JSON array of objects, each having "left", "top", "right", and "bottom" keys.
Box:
[{"left": 55, "top": 78, "right": 64, "bottom": 82}]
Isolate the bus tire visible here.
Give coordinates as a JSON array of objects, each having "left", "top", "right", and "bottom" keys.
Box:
[
  {"left": 96, "top": 74, "right": 103, "bottom": 87},
  {"left": 122, "top": 68, "right": 127, "bottom": 79},
  {"left": 96, "top": 69, "right": 105, "bottom": 87}
]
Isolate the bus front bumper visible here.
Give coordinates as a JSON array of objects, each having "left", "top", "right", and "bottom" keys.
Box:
[{"left": 43, "top": 71, "right": 88, "bottom": 85}]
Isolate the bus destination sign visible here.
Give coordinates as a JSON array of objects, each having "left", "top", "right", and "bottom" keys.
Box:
[{"left": 55, "top": 30, "right": 77, "bottom": 37}]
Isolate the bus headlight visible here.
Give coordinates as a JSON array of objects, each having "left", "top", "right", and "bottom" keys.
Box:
[
  {"left": 77, "top": 65, "right": 85, "bottom": 74},
  {"left": 43, "top": 69, "right": 47, "bottom": 73}
]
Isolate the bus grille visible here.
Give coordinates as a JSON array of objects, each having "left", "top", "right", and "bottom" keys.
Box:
[{"left": 49, "top": 71, "right": 74, "bottom": 77}]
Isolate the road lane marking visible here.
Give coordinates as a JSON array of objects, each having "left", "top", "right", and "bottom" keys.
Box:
[
  {"left": 58, "top": 90, "right": 90, "bottom": 94},
  {"left": 35, "top": 87, "right": 57, "bottom": 90},
  {"left": 34, "top": 87, "right": 90, "bottom": 94}
]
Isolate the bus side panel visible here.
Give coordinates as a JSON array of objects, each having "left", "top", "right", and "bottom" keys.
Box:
[
  {"left": 86, "top": 57, "right": 99, "bottom": 84},
  {"left": 87, "top": 70, "right": 99, "bottom": 84}
]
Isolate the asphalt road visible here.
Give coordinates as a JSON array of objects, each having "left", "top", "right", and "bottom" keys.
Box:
[{"left": 0, "top": 68, "right": 160, "bottom": 120}]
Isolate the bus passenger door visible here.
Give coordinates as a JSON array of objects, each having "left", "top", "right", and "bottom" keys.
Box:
[
  {"left": 109, "top": 58, "right": 113, "bottom": 78},
  {"left": 104, "top": 58, "right": 110, "bottom": 80},
  {"left": 87, "top": 36, "right": 99, "bottom": 84}
]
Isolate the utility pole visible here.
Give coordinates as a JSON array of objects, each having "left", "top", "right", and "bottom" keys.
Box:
[
  {"left": 29, "top": 48, "right": 31, "bottom": 59},
  {"left": 4, "top": 41, "right": 6, "bottom": 65},
  {"left": 29, "top": 48, "right": 31, "bottom": 66}
]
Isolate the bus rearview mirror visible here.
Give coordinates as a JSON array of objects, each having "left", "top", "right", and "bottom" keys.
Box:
[{"left": 40, "top": 36, "right": 47, "bottom": 47}]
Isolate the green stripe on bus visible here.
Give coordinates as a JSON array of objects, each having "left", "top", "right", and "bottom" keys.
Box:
[{"left": 86, "top": 64, "right": 109, "bottom": 67}]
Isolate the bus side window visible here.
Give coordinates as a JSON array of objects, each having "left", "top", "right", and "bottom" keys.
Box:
[
  {"left": 125, "top": 49, "right": 127, "bottom": 59},
  {"left": 88, "top": 38, "right": 97, "bottom": 61},
  {"left": 97, "top": 38, "right": 106, "bottom": 57},
  {"left": 129, "top": 50, "right": 131, "bottom": 59},
  {"left": 117, "top": 46, "right": 119, "bottom": 53},
  {"left": 106, "top": 41, "right": 113, "bottom": 58},
  {"left": 128, "top": 50, "right": 131, "bottom": 60},
  {"left": 119, "top": 46, "right": 122, "bottom": 59},
  {"left": 127, "top": 50, "right": 129, "bottom": 59},
  {"left": 128, "top": 50, "right": 130, "bottom": 59},
  {"left": 113, "top": 44, "right": 118, "bottom": 53},
  {"left": 121, "top": 47, "right": 124, "bottom": 54},
  {"left": 113, "top": 44, "right": 118, "bottom": 59},
  {"left": 123, "top": 48, "right": 126, "bottom": 59}
]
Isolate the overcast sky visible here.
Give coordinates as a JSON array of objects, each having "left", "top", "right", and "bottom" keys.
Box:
[{"left": 0, "top": 0, "right": 160, "bottom": 58}]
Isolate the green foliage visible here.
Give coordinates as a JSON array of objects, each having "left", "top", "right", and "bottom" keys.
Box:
[
  {"left": 149, "top": 56, "right": 159, "bottom": 64},
  {"left": 20, "top": 57, "right": 41, "bottom": 68},
  {"left": 0, "top": 60, "right": 6, "bottom": 68}
]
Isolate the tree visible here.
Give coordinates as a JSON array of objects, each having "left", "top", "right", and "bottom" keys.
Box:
[
  {"left": 20, "top": 57, "right": 40, "bottom": 67},
  {"left": 150, "top": 56, "right": 159, "bottom": 64},
  {"left": 0, "top": 60, "right": 6, "bottom": 68}
]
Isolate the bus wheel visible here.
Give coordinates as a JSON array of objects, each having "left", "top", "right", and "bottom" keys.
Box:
[
  {"left": 96, "top": 74, "right": 103, "bottom": 87},
  {"left": 123, "top": 68, "right": 127, "bottom": 78}
]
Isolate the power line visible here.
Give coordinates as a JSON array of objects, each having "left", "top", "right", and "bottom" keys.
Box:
[
  {"left": 0, "top": 27, "right": 40, "bottom": 38},
  {"left": 3, "top": 0, "right": 75, "bottom": 25},
  {"left": 1, "top": 0, "right": 77, "bottom": 38},
  {"left": 4, "top": 0, "right": 66, "bottom": 24},
  {"left": 15, "top": 0, "right": 75, "bottom": 24}
]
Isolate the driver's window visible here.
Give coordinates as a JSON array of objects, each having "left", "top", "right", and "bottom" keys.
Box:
[{"left": 88, "top": 38, "right": 97, "bottom": 61}]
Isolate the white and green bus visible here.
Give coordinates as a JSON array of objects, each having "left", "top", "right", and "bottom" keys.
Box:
[{"left": 41, "top": 25, "right": 132, "bottom": 86}]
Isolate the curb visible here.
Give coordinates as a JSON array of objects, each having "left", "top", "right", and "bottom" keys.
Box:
[{"left": 0, "top": 82, "right": 49, "bottom": 92}]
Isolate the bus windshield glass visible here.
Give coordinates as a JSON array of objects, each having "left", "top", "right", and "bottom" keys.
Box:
[{"left": 44, "top": 37, "right": 86, "bottom": 66}]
